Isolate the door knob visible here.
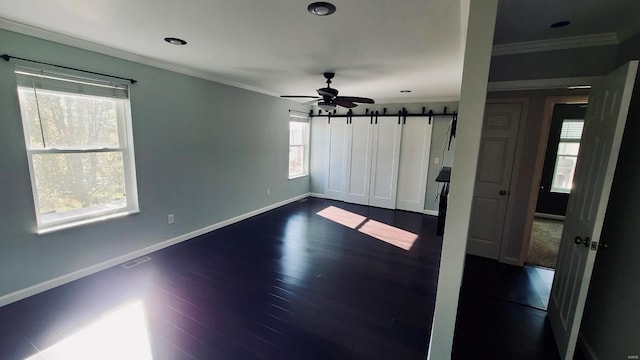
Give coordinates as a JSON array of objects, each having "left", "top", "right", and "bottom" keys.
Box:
[
  {"left": 574, "top": 236, "right": 590, "bottom": 248},
  {"left": 499, "top": 190, "right": 507, "bottom": 196}
]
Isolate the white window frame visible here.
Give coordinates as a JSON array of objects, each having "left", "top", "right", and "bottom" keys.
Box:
[
  {"left": 550, "top": 119, "right": 584, "bottom": 194},
  {"left": 288, "top": 115, "right": 310, "bottom": 179},
  {"left": 15, "top": 68, "right": 139, "bottom": 234}
]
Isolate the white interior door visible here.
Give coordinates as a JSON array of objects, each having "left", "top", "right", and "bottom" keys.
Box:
[
  {"left": 467, "top": 102, "right": 523, "bottom": 259},
  {"left": 396, "top": 117, "right": 433, "bottom": 212},
  {"left": 369, "top": 117, "right": 403, "bottom": 209},
  {"left": 344, "top": 118, "right": 374, "bottom": 205},
  {"left": 548, "top": 61, "right": 638, "bottom": 360},
  {"left": 325, "top": 118, "right": 349, "bottom": 201}
]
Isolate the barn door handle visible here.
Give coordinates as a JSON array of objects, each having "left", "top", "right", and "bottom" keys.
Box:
[
  {"left": 574, "top": 236, "right": 590, "bottom": 248},
  {"left": 499, "top": 190, "right": 507, "bottom": 196}
]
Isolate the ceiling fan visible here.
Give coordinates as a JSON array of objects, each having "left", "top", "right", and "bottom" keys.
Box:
[{"left": 281, "top": 72, "right": 374, "bottom": 111}]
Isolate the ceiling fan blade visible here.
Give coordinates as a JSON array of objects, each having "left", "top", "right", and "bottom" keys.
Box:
[
  {"left": 336, "top": 96, "right": 375, "bottom": 104},
  {"left": 334, "top": 98, "right": 358, "bottom": 108},
  {"left": 281, "top": 95, "right": 321, "bottom": 99},
  {"left": 317, "top": 87, "right": 339, "bottom": 98},
  {"left": 303, "top": 99, "right": 321, "bottom": 105}
]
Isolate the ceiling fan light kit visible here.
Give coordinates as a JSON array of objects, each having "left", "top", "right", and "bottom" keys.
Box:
[{"left": 318, "top": 101, "right": 336, "bottom": 112}]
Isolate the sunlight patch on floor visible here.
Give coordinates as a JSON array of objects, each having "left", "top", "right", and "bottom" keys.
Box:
[
  {"left": 316, "top": 206, "right": 418, "bottom": 250},
  {"left": 316, "top": 206, "right": 367, "bottom": 229},
  {"left": 358, "top": 219, "right": 418, "bottom": 251},
  {"left": 25, "top": 300, "right": 153, "bottom": 360}
]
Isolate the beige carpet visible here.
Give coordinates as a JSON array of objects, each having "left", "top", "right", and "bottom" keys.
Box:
[{"left": 526, "top": 218, "right": 563, "bottom": 269}]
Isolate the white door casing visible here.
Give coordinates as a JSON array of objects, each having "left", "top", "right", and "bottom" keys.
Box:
[
  {"left": 467, "top": 102, "right": 523, "bottom": 259},
  {"left": 325, "top": 118, "right": 349, "bottom": 201},
  {"left": 369, "top": 117, "right": 403, "bottom": 209},
  {"left": 344, "top": 117, "right": 374, "bottom": 205},
  {"left": 548, "top": 61, "right": 638, "bottom": 360},
  {"left": 396, "top": 117, "right": 433, "bottom": 212}
]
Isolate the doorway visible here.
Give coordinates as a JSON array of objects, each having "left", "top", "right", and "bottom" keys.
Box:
[{"left": 526, "top": 104, "right": 587, "bottom": 269}]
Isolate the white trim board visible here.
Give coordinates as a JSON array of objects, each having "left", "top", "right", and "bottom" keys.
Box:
[
  {"left": 423, "top": 209, "right": 439, "bottom": 216},
  {"left": 492, "top": 33, "right": 619, "bottom": 56},
  {"left": 488, "top": 77, "right": 600, "bottom": 92},
  {"left": 0, "top": 193, "right": 310, "bottom": 308},
  {"left": 309, "top": 193, "right": 326, "bottom": 199}
]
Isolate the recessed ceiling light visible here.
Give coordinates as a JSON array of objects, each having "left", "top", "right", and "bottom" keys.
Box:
[
  {"left": 164, "top": 37, "right": 187, "bottom": 45},
  {"left": 550, "top": 21, "right": 571, "bottom": 28},
  {"left": 308, "top": 2, "right": 336, "bottom": 16},
  {"left": 400, "top": 90, "right": 412, "bottom": 93}
]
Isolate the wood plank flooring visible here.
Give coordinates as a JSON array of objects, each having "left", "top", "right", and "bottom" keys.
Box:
[
  {"left": 453, "top": 255, "right": 560, "bottom": 360},
  {"left": 0, "top": 199, "right": 441, "bottom": 360},
  {"left": 0, "top": 198, "right": 565, "bottom": 359}
]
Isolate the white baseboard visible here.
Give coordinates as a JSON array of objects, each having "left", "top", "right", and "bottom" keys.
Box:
[
  {"left": 578, "top": 332, "right": 599, "bottom": 360},
  {"left": 0, "top": 193, "right": 310, "bottom": 308},
  {"left": 423, "top": 209, "right": 439, "bottom": 216},
  {"left": 310, "top": 192, "right": 326, "bottom": 198}
]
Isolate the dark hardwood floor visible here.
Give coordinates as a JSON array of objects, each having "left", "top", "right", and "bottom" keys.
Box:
[
  {"left": 0, "top": 198, "right": 441, "bottom": 360},
  {"left": 0, "top": 198, "right": 569, "bottom": 359},
  {"left": 454, "top": 255, "right": 560, "bottom": 360}
]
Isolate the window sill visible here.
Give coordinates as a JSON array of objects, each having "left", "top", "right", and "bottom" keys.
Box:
[
  {"left": 37, "top": 210, "right": 140, "bottom": 235},
  {"left": 288, "top": 174, "right": 308, "bottom": 180}
]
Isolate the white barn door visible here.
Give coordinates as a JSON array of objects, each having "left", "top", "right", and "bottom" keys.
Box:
[
  {"left": 396, "top": 117, "right": 433, "bottom": 212},
  {"left": 344, "top": 118, "right": 374, "bottom": 205},
  {"left": 325, "top": 118, "right": 349, "bottom": 201},
  {"left": 369, "top": 117, "right": 402, "bottom": 209}
]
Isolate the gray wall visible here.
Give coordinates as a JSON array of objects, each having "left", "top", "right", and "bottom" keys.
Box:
[
  {"left": 489, "top": 45, "right": 619, "bottom": 82},
  {"left": 579, "top": 67, "right": 640, "bottom": 360},
  {"left": 309, "top": 102, "right": 457, "bottom": 213},
  {"left": 618, "top": 32, "right": 640, "bottom": 67},
  {"left": 0, "top": 29, "right": 309, "bottom": 299}
]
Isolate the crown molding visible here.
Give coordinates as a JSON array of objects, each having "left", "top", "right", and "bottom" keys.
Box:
[
  {"left": 488, "top": 76, "right": 600, "bottom": 92},
  {"left": 374, "top": 95, "right": 460, "bottom": 104},
  {"left": 617, "top": 20, "right": 640, "bottom": 43},
  {"left": 492, "top": 33, "right": 619, "bottom": 56},
  {"left": 0, "top": 18, "right": 283, "bottom": 99}
]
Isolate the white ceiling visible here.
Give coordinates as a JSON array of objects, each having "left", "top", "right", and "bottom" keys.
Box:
[{"left": 0, "top": 0, "right": 639, "bottom": 104}]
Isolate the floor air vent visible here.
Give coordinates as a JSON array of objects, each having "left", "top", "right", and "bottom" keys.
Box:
[{"left": 121, "top": 256, "right": 152, "bottom": 269}]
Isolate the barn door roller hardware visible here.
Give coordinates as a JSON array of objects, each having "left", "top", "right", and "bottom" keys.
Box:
[{"left": 310, "top": 106, "right": 456, "bottom": 122}]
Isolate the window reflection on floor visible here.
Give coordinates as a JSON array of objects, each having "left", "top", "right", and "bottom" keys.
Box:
[
  {"left": 25, "top": 300, "right": 152, "bottom": 360},
  {"left": 281, "top": 215, "right": 310, "bottom": 283},
  {"left": 316, "top": 206, "right": 418, "bottom": 251}
]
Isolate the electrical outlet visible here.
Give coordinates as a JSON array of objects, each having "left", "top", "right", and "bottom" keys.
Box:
[
  {"left": 168, "top": 214, "right": 174, "bottom": 224},
  {"left": 266, "top": 189, "right": 271, "bottom": 196},
  {"left": 434, "top": 157, "right": 440, "bottom": 164}
]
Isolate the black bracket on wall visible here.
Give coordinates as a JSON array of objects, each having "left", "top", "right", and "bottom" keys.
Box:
[
  {"left": 1, "top": 53, "right": 138, "bottom": 84},
  {"left": 449, "top": 112, "right": 458, "bottom": 150}
]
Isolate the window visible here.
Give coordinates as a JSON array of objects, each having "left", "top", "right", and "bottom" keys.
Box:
[
  {"left": 288, "top": 120, "right": 309, "bottom": 178},
  {"left": 15, "top": 68, "right": 138, "bottom": 233},
  {"left": 551, "top": 120, "right": 584, "bottom": 193}
]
